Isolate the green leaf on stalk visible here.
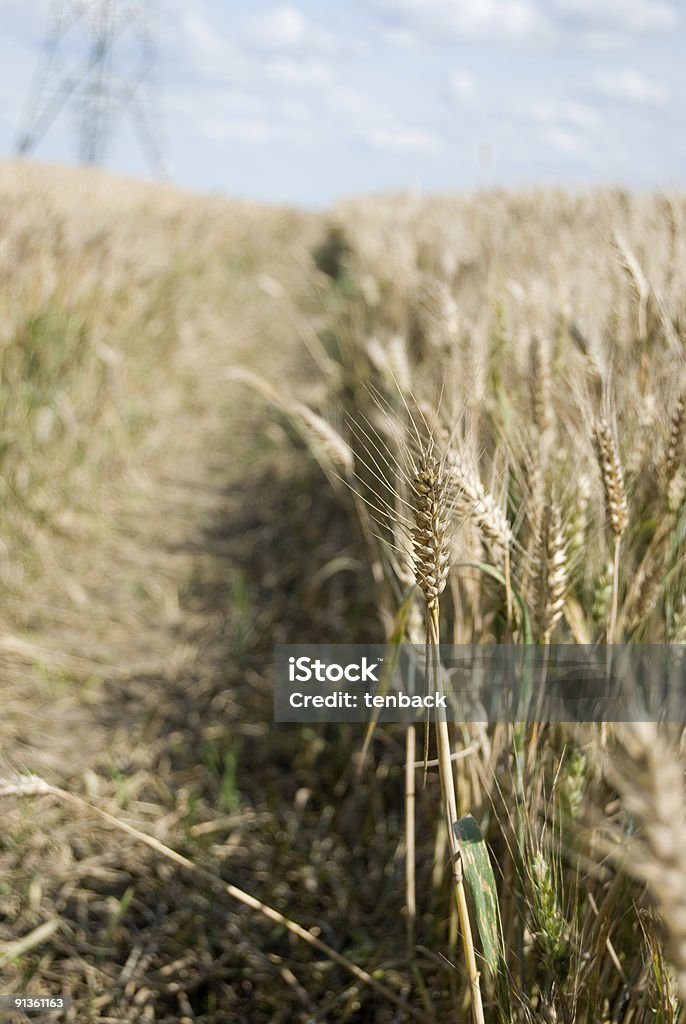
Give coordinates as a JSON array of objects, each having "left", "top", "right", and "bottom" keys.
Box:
[{"left": 455, "top": 814, "right": 513, "bottom": 1022}]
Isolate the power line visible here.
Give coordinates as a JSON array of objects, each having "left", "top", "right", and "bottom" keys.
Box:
[{"left": 16, "top": 0, "right": 169, "bottom": 178}]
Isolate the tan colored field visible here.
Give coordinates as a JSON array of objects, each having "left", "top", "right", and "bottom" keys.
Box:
[{"left": 1, "top": 161, "right": 686, "bottom": 1023}]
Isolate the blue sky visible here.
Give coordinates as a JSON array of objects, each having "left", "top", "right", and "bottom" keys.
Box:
[{"left": 1, "top": 0, "right": 685, "bottom": 206}]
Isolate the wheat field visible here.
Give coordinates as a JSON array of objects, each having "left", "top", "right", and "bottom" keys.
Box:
[{"left": 1, "top": 162, "right": 686, "bottom": 1023}]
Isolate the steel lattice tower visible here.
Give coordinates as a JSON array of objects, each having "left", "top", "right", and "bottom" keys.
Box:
[{"left": 17, "top": 0, "right": 168, "bottom": 177}]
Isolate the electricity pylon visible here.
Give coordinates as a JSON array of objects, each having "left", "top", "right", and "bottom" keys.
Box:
[{"left": 16, "top": 0, "right": 168, "bottom": 177}]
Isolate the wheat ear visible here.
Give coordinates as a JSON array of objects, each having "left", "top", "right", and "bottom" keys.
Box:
[
  {"left": 532, "top": 498, "right": 568, "bottom": 643},
  {"left": 529, "top": 334, "right": 552, "bottom": 437},
  {"left": 612, "top": 232, "right": 649, "bottom": 342},
  {"left": 443, "top": 442, "right": 513, "bottom": 628},
  {"left": 665, "top": 389, "right": 685, "bottom": 485},
  {"left": 444, "top": 446, "right": 513, "bottom": 555},
  {"left": 412, "top": 450, "right": 451, "bottom": 606},
  {"left": 593, "top": 418, "right": 628, "bottom": 642},
  {"left": 225, "top": 367, "right": 353, "bottom": 477}
]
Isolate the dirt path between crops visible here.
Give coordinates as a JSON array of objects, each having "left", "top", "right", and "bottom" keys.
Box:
[
  {"left": 1, "top": 203, "right": 319, "bottom": 783},
  {"left": 0, "top": 178, "right": 393, "bottom": 1024},
  {"left": 0, "top": 203, "right": 334, "bottom": 1021}
]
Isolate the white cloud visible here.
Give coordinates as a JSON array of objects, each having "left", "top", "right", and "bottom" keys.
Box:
[
  {"left": 168, "top": 5, "right": 232, "bottom": 73},
  {"left": 514, "top": 98, "right": 600, "bottom": 161},
  {"left": 200, "top": 117, "right": 313, "bottom": 145},
  {"left": 324, "top": 86, "right": 372, "bottom": 120},
  {"left": 593, "top": 68, "right": 669, "bottom": 104},
  {"left": 372, "top": 0, "right": 548, "bottom": 42},
  {"left": 201, "top": 119, "right": 272, "bottom": 143},
  {"left": 544, "top": 127, "right": 589, "bottom": 156},
  {"left": 575, "top": 31, "right": 632, "bottom": 52},
  {"left": 165, "top": 1, "right": 338, "bottom": 125},
  {"left": 244, "top": 4, "right": 334, "bottom": 51},
  {"left": 366, "top": 127, "right": 441, "bottom": 153},
  {"left": 527, "top": 98, "right": 600, "bottom": 129},
  {"left": 552, "top": 0, "right": 678, "bottom": 33},
  {"left": 0, "top": 0, "right": 47, "bottom": 16},
  {"left": 449, "top": 70, "right": 477, "bottom": 105},
  {"left": 166, "top": 89, "right": 257, "bottom": 119},
  {"left": 371, "top": 0, "right": 678, "bottom": 49},
  {"left": 374, "top": 22, "right": 423, "bottom": 46},
  {"left": 264, "top": 59, "right": 333, "bottom": 86},
  {"left": 181, "top": 83, "right": 320, "bottom": 147}
]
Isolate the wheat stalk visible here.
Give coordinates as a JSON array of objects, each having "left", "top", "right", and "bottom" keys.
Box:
[
  {"left": 529, "top": 334, "right": 552, "bottom": 437},
  {"left": 593, "top": 417, "right": 628, "bottom": 642},
  {"left": 411, "top": 445, "right": 485, "bottom": 1024},
  {"left": 665, "top": 389, "right": 685, "bottom": 485},
  {"left": 593, "top": 418, "right": 628, "bottom": 542},
  {"left": 611, "top": 724, "right": 686, "bottom": 1001},
  {"left": 225, "top": 366, "right": 353, "bottom": 477},
  {"left": 532, "top": 498, "right": 568, "bottom": 643},
  {"left": 612, "top": 232, "right": 649, "bottom": 342},
  {"left": 414, "top": 276, "right": 459, "bottom": 355},
  {"left": 444, "top": 445, "right": 513, "bottom": 556},
  {"left": 569, "top": 322, "right": 605, "bottom": 392}
]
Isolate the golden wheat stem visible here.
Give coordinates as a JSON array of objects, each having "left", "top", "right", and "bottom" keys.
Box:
[
  {"left": 609, "top": 535, "right": 621, "bottom": 644},
  {"left": 405, "top": 722, "right": 417, "bottom": 956},
  {"left": 504, "top": 545, "right": 513, "bottom": 635},
  {"left": 427, "top": 595, "right": 484, "bottom": 1024}
]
